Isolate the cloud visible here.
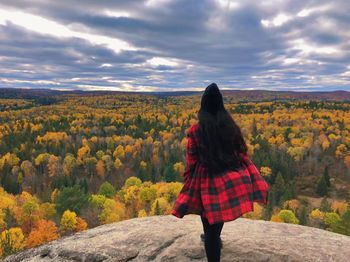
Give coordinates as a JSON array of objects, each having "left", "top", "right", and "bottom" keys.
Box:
[
  {"left": 0, "top": 0, "right": 349, "bottom": 91},
  {"left": 0, "top": 9, "right": 136, "bottom": 53}
]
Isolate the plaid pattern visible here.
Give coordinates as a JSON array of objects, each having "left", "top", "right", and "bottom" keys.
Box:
[{"left": 171, "top": 123, "right": 270, "bottom": 225}]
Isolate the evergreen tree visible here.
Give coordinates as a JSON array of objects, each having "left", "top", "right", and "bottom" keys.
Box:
[
  {"left": 274, "top": 172, "right": 285, "bottom": 204},
  {"left": 281, "top": 180, "right": 297, "bottom": 202},
  {"left": 1, "top": 173, "right": 21, "bottom": 194},
  {"left": 323, "top": 166, "right": 331, "bottom": 187},
  {"left": 79, "top": 179, "right": 89, "bottom": 193},
  {"left": 266, "top": 189, "right": 276, "bottom": 218},
  {"left": 251, "top": 118, "right": 258, "bottom": 139},
  {"left": 319, "top": 197, "right": 331, "bottom": 212},
  {"left": 284, "top": 127, "right": 292, "bottom": 143},
  {"left": 139, "top": 169, "right": 145, "bottom": 182},
  {"left": 298, "top": 206, "right": 308, "bottom": 226},
  {"left": 316, "top": 174, "right": 328, "bottom": 197},
  {"left": 4, "top": 207, "right": 17, "bottom": 228},
  {"left": 55, "top": 185, "right": 89, "bottom": 216},
  {"left": 164, "top": 165, "right": 176, "bottom": 182}
]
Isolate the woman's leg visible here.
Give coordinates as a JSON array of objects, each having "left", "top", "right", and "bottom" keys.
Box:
[{"left": 200, "top": 215, "right": 224, "bottom": 262}]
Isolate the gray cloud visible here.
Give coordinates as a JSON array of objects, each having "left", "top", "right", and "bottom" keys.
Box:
[{"left": 0, "top": 0, "right": 349, "bottom": 91}]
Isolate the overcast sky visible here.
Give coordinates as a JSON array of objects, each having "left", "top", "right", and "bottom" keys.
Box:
[{"left": 0, "top": 0, "right": 349, "bottom": 92}]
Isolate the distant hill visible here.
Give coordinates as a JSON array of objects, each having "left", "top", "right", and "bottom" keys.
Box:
[
  {"left": 221, "top": 89, "right": 350, "bottom": 102},
  {"left": 0, "top": 88, "right": 349, "bottom": 101}
]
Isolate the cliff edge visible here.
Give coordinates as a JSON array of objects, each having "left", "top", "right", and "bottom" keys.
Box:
[{"left": 3, "top": 215, "right": 350, "bottom": 262}]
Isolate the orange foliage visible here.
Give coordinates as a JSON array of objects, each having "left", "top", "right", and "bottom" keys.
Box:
[{"left": 26, "top": 220, "right": 59, "bottom": 248}]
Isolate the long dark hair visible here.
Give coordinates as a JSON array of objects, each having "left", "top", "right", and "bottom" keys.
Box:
[{"left": 196, "top": 83, "right": 248, "bottom": 176}]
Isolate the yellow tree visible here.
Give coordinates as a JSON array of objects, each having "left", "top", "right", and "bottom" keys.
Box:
[
  {"left": 243, "top": 202, "right": 263, "bottom": 220},
  {"left": 335, "top": 144, "right": 347, "bottom": 159},
  {"left": 113, "top": 145, "right": 125, "bottom": 159},
  {"left": 114, "top": 158, "right": 123, "bottom": 170},
  {"left": 150, "top": 197, "right": 172, "bottom": 215},
  {"left": 124, "top": 145, "right": 133, "bottom": 158},
  {"left": 99, "top": 199, "right": 125, "bottom": 224},
  {"left": 139, "top": 160, "right": 147, "bottom": 170},
  {"left": 20, "top": 198, "right": 40, "bottom": 234},
  {"left": 173, "top": 162, "right": 185, "bottom": 177},
  {"left": 77, "top": 145, "right": 90, "bottom": 165},
  {"left": 308, "top": 208, "right": 324, "bottom": 227},
  {"left": 63, "top": 154, "right": 77, "bottom": 177},
  {"left": 60, "top": 210, "right": 77, "bottom": 233},
  {"left": 34, "top": 153, "right": 50, "bottom": 167},
  {"left": 139, "top": 186, "right": 157, "bottom": 212},
  {"left": 260, "top": 166, "right": 272, "bottom": 177},
  {"left": 0, "top": 153, "right": 20, "bottom": 171},
  {"left": 319, "top": 134, "right": 330, "bottom": 151},
  {"left": 124, "top": 185, "right": 142, "bottom": 217},
  {"left": 0, "top": 227, "right": 25, "bottom": 257},
  {"left": 138, "top": 209, "right": 147, "bottom": 218},
  {"left": 0, "top": 210, "right": 5, "bottom": 230}
]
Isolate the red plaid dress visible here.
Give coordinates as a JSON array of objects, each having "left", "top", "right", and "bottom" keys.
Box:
[{"left": 171, "top": 123, "right": 270, "bottom": 225}]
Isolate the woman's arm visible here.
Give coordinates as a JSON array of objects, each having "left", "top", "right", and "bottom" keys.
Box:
[
  {"left": 240, "top": 152, "right": 270, "bottom": 203},
  {"left": 240, "top": 152, "right": 260, "bottom": 176},
  {"left": 182, "top": 125, "right": 198, "bottom": 183}
]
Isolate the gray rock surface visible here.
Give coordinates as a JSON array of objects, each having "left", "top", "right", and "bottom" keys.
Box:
[{"left": 3, "top": 214, "right": 350, "bottom": 262}]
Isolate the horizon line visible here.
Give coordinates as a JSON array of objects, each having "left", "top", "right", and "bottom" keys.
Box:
[{"left": 0, "top": 87, "right": 349, "bottom": 94}]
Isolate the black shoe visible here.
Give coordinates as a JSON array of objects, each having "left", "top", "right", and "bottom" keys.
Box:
[{"left": 200, "top": 233, "right": 223, "bottom": 249}]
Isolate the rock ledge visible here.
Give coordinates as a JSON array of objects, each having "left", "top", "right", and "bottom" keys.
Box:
[{"left": 4, "top": 215, "right": 350, "bottom": 262}]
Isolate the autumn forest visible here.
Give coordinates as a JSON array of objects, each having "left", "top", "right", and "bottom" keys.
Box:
[{"left": 0, "top": 89, "right": 350, "bottom": 257}]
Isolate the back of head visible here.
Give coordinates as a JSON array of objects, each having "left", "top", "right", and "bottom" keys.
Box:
[
  {"left": 197, "top": 83, "right": 248, "bottom": 176},
  {"left": 200, "top": 83, "right": 225, "bottom": 114}
]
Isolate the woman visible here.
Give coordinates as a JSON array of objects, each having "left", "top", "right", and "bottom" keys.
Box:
[{"left": 171, "top": 83, "right": 270, "bottom": 262}]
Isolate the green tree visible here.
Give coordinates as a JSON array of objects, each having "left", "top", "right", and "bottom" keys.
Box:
[
  {"left": 4, "top": 208, "right": 16, "bottom": 229},
  {"left": 323, "top": 165, "right": 331, "bottom": 187},
  {"left": 319, "top": 197, "right": 331, "bottom": 212},
  {"left": 297, "top": 206, "right": 308, "bottom": 226},
  {"left": 98, "top": 182, "right": 116, "bottom": 198},
  {"left": 278, "top": 210, "right": 299, "bottom": 224},
  {"left": 316, "top": 174, "right": 328, "bottom": 197},
  {"left": 124, "top": 176, "right": 142, "bottom": 189},
  {"left": 281, "top": 180, "right": 296, "bottom": 202},
  {"left": 333, "top": 208, "right": 350, "bottom": 236},
  {"left": 274, "top": 172, "right": 285, "bottom": 204},
  {"left": 164, "top": 165, "right": 176, "bottom": 182},
  {"left": 323, "top": 212, "right": 341, "bottom": 231},
  {"left": 252, "top": 118, "right": 258, "bottom": 139},
  {"left": 55, "top": 185, "right": 89, "bottom": 216}
]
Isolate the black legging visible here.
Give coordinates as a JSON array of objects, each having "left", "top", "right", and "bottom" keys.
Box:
[{"left": 200, "top": 215, "right": 224, "bottom": 262}]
